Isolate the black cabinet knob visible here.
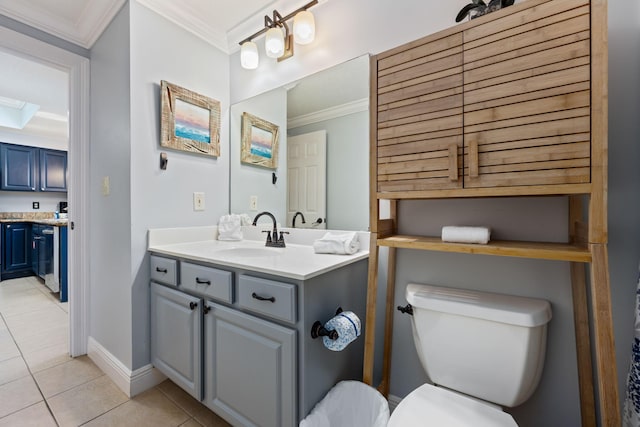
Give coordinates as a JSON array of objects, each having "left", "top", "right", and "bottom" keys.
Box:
[{"left": 189, "top": 301, "right": 198, "bottom": 310}]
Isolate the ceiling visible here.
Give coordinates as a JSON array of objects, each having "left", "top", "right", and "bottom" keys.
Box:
[{"left": 0, "top": 0, "right": 315, "bottom": 53}]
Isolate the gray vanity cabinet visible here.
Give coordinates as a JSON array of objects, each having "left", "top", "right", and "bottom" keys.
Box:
[
  {"left": 150, "top": 282, "right": 203, "bottom": 400},
  {"left": 204, "top": 303, "right": 296, "bottom": 427}
]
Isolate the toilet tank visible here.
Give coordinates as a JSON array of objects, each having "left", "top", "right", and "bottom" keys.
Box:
[{"left": 406, "top": 283, "right": 552, "bottom": 407}]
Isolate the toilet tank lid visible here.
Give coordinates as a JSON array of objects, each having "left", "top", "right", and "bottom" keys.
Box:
[{"left": 406, "top": 283, "right": 552, "bottom": 327}]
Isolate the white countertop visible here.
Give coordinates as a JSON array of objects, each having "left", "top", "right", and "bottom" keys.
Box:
[{"left": 148, "top": 226, "right": 370, "bottom": 280}]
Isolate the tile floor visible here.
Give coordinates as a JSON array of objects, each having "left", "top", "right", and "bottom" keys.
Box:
[{"left": 0, "top": 277, "right": 231, "bottom": 427}]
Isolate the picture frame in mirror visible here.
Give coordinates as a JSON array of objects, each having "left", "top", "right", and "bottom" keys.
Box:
[
  {"left": 241, "top": 111, "right": 280, "bottom": 169},
  {"left": 160, "top": 80, "right": 221, "bottom": 157}
]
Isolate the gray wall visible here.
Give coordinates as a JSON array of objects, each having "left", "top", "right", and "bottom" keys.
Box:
[
  {"left": 89, "top": 3, "right": 133, "bottom": 367},
  {"left": 229, "top": 88, "right": 287, "bottom": 221},
  {"left": 288, "top": 111, "right": 369, "bottom": 231},
  {"left": 89, "top": 1, "right": 230, "bottom": 369}
]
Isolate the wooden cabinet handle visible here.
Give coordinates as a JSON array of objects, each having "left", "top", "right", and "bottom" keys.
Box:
[
  {"left": 448, "top": 144, "right": 458, "bottom": 181},
  {"left": 469, "top": 140, "right": 479, "bottom": 178}
]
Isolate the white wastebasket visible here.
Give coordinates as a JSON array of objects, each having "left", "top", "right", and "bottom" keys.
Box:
[{"left": 300, "top": 380, "right": 390, "bottom": 427}]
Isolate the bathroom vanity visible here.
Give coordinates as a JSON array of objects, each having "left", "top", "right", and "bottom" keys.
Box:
[{"left": 148, "top": 226, "right": 369, "bottom": 427}]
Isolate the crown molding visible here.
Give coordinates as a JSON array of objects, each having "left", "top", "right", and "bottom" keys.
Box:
[
  {"left": 0, "top": 0, "right": 125, "bottom": 48},
  {"left": 288, "top": 98, "right": 368, "bottom": 129},
  {"left": 135, "top": 0, "right": 229, "bottom": 53}
]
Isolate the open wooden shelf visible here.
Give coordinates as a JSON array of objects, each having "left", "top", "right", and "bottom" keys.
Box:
[{"left": 376, "top": 235, "right": 592, "bottom": 263}]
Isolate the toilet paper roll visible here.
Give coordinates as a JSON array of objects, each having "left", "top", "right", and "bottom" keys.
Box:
[{"left": 322, "top": 311, "right": 362, "bottom": 351}]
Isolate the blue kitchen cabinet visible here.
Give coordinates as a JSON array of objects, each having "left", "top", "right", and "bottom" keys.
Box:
[
  {"left": 2, "top": 222, "right": 32, "bottom": 279},
  {"left": 39, "top": 149, "right": 67, "bottom": 192},
  {"left": 1, "top": 144, "right": 38, "bottom": 191}
]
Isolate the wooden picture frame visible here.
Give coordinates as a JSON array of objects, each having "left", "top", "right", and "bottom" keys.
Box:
[
  {"left": 160, "top": 80, "right": 220, "bottom": 157},
  {"left": 241, "top": 112, "right": 279, "bottom": 169}
]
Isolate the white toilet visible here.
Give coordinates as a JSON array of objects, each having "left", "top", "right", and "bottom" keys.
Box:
[{"left": 388, "top": 283, "right": 552, "bottom": 426}]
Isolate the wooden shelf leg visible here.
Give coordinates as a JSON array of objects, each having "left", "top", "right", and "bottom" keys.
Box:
[
  {"left": 379, "top": 246, "right": 397, "bottom": 397},
  {"left": 589, "top": 243, "right": 620, "bottom": 426},
  {"left": 571, "top": 261, "right": 597, "bottom": 427},
  {"left": 363, "top": 233, "right": 379, "bottom": 386}
]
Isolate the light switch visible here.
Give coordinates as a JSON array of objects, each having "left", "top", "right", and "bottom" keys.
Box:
[
  {"left": 102, "top": 176, "right": 110, "bottom": 196},
  {"left": 194, "top": 192, "right": 205, "bottom": 211},
  {"left": 250, "top": 195, "right": 258, "bottom": 211}
]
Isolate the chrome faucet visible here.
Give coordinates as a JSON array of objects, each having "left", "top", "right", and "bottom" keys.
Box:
[
  {"left": 292, "top": 211, "right": 306, "bottom": 228},
  {"left": 252, "top": 211, "right": 287, "bottom": 247}
]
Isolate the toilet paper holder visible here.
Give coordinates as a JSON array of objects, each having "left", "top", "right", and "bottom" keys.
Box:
[{"left": 311, "top": 307, "right": 344, "bottom": 340}]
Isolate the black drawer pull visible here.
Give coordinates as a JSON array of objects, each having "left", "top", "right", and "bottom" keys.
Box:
[
  {"left": 189, "top": 301, "right": 198, "bottom": 310},
  {"left": 155, "top": 267, "right": 168, "bottom": 273},
  {"left": 195, "top": 277, "right": 211, "bottom": 285},
  {"left": 252, "top": 292, "right": 275, "bottom": 303}
]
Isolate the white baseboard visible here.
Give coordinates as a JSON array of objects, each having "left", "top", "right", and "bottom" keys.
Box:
[
  {"left": 388, "top": 394, "right": 402, "bottom": 412},
  {"left": 88, "top": 336, "right": 166, "bottom": 397}
]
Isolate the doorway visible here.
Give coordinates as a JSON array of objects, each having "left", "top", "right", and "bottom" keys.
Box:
[{"left": 0, "top": 26, "right": 90, "bottom": 356}]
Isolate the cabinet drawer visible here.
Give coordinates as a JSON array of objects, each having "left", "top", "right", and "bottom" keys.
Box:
[
  {"left": 150, "top": 255, "right": 177, "bottom": 286},
  {"left": 238, "top": 275, "right": 296, "bottom": 324},
  {"left": 181, "top": 262, "right": 233, "bottom": 304}
]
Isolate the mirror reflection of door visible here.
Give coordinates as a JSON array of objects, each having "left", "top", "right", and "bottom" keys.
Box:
[{"left": 287, "top": 130, "right": 327, "bottom": 229}]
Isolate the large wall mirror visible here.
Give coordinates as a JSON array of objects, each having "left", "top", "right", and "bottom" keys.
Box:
[{"left": 230, "top": 55, "right": 370, "bottom": 231}]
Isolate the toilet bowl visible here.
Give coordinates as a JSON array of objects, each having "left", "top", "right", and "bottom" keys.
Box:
[
  {"left": 388, "top": 384, "right": 517, "bottom": 426},
  {"left": 389, "top": 283, "right": 552, "bottom": 426}
]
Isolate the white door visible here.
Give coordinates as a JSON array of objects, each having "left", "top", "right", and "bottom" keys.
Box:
[{"left": 287, "top": 131, "right": 327, "bottom": 229}]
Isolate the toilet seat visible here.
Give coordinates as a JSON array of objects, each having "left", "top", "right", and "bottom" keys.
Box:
[{"left": 388, "top": 384, "right": 518, "bottom": 427}]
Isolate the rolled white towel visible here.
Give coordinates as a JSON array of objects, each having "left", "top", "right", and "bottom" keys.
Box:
[
  {"left": 313, "top": 231, "right": 360, "bottom": 255},
  {"left": 218, "top": 214, "right": 243, "bottom": 241},
  {"left": 441, "top": 226, "right": 491, "bottom": 245}
]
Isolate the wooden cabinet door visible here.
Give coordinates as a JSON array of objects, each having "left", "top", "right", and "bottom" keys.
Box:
[
  {"left": 462, "top": 0, "right": 592, "bottom": 188},
  {"left": 1, "top": 144, "right": 38, "bottom": 191},
  {"left": 39, "top": 149, "right": 67, "bottom": 192},
  {"left": 150, "top": 282, "right": 203, "bottom": 400},
  {"left": 204, "top": 302, "right": 296, "bottom": 427},
  {"left": 2, "top": 223, "right": 31, "bottom": 272},
  {"left": 375, "top": 32, "right": 464, "bottom": 193}
]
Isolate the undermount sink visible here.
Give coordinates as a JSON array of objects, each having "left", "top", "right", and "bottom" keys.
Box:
[{"left": 217, "top": 247, "right": 285, "bottom": 257}]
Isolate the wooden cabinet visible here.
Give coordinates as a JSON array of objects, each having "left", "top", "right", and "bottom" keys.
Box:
[
  {"left": 205, "top": 303, "right": 296, "bottom": 427},
  {"left": 150, "top": 282, "right": 203, "bottom": 400},
  {"left": 366, "top": 0, "right": 617, "bottom": 425},
  {"left": 1, "top": 223, "right": 32, "bottom": 279},
  {"left": 0, "top": 143, "right": 67, "bottom": 192},
  {"left": 39, "top": 149, "right": 68, "bottom": 192},
  {"left": 1, "top": 144, "right": 38, "bottom": 191},
  {"left": 374, "top": 0, "right": 594, "bottom": 196}
]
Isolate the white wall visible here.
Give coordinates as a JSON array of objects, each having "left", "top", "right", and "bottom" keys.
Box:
[
  {"left": 229, "top": 88, "right": 287, "bottom": 222},
  {"left": 129, "top": 1, "right": 230, "bottom": 368},
  {"left": 233, "top": 0, "right": 640, "bottom": 424}
]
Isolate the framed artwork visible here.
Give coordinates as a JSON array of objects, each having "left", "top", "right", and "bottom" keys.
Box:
[
  {"left": 241, "top": 112, "right": 279, "bottom": 169},
  {"left": 160, "top": 80, "right": 220, "bottom": 157}
]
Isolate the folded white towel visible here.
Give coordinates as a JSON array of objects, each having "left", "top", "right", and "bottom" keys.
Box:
[
  {"left": 218, "top": 214, "right": 243, "bottom": 241},
  {"left": 441, "top": 226, "right": 491, "bottom": 244},
  {"left": 313, "top": 231, "right": 360, "bottom": 255}
]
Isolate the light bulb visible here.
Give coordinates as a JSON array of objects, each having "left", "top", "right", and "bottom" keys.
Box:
[
  {"left": 293, "top": 10, "right": 315, "bottom": 45},
  {"left": 265, "top": 27, "right": 285, "bottom": 58},
  {"left": 240, "top": 41, "right": 259, "bottom": 69}
]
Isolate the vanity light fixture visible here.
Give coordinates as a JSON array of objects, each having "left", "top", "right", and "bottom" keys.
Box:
[{"left": 239, "top": 0, "right": 318, "bottom": 70}]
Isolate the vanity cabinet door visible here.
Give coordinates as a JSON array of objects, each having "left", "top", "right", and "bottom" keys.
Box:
[
  {"left": 204, "top": 302, "right": 296, "bottom": 427},
  {"left": 150, "top": 282, "right": 203, "bottom": 400}
]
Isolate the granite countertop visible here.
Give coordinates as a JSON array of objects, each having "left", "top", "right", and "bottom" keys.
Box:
[{"left": 0, "top": 213, "right": 68, "bottom": 227}]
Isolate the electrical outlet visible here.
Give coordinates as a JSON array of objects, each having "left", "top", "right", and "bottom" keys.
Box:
[
  {"left": 194, "top": 192, "right": 205, "bottom": 211},
  {"left": 249, "top": 195, "right": 258, "bottom": 211},
  {"left": 102, "top": 176, "right": 110, "bottom": 196},
  {"left": 32, "top": 202, "right": 39, "bottom": 209}
]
